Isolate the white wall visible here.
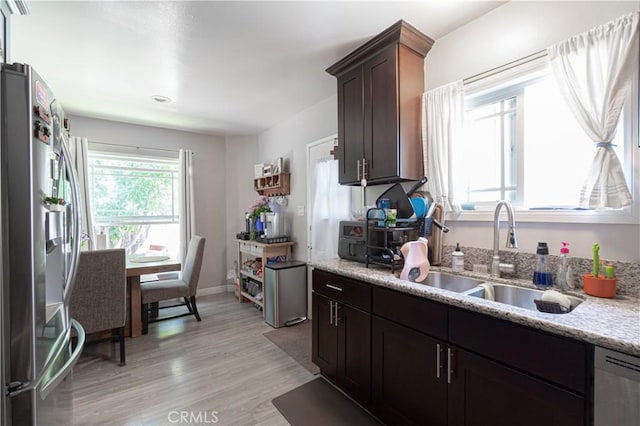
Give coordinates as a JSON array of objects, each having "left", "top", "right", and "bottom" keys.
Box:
[
  {"left": 242, "top": 1, "right": 640, "bottom": 264},
  {"left": 225, "top": 135, "right": 259, "bottom": 274},
  {"left": 423, "top": 1, "right": 640, "bottom": 262},
  {"left": 425, "top": 1, "right": 640, "bottom": 90},
  {"left": 256, "top": 95, "right": 337, "bottom": 260},
  {"left": 68, "top": 115, "right": 228, "bottom": 290}
]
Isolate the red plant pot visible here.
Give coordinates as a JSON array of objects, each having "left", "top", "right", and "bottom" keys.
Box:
[{"left": 582, "top": 274, "right": 617, "bottom": 298}]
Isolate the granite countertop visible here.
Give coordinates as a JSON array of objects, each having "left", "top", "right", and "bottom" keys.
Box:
[{"left": 310, "top": 258, "right": 640, "bottom": 356}]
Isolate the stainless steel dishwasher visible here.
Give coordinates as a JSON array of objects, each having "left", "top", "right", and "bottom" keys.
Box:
[{"left": 594, "top": 346, "right": 640, "bottom": 426}]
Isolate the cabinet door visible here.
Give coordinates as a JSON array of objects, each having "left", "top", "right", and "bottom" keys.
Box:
[
  {"left": 448, "top": 347, "right": 586, "bottom": 426},
  {"left": 364, "top": 44, "right": 399, "bottom": 183},
  {"left": 337, "top": 65, "right": 364, "bottom": 185},
  {"left": 336, "top": 303, "right": 371, "bottom": 406},
  {"left": 372, "top": 316, "right": 447, "bottom": 426},
  {"left": 311, "top": 293, "right": 338, "bottom": 377}
]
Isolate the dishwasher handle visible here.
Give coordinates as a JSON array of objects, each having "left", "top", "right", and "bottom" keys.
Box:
[{"left": 596, "top": 346, "right": 640, "bottom": 381}]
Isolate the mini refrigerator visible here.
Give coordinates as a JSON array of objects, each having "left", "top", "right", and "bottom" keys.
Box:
[{"left": 264, "top": 261, "right": 307, "bottom": 328}]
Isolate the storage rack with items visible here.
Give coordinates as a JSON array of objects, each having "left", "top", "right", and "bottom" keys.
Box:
[
  {"left": 364, "top": 208, "right": 426, "bottom": 273},
  {"left": 253, "top": 172, "right": 290, "bottom": 197},
  {"left": 235, "top": 239, "right": 294, "bottom": 316}
]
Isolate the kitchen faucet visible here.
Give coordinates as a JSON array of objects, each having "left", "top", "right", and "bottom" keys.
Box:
[{"left": 491, "top": 200, "right": 518, "bottom": 278}]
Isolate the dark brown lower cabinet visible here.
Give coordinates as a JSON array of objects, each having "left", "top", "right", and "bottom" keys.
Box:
[
  {"left": 312, "top": 292, "right": 338, "bottom": 375},
  {"left": 372, "top": 316, "right": 586, "bottom": 426},
  {"left": 312, "top": 292, "right": 371, "bottom": 406},
  {"left": 372, "top": 316, "right": 447, "bottom": 426},
  {"left": 314, "top": 271, "right": 591, "bottom": 425},
  {"left": 448, "top": 347, "right": 585, "bottom": 426}
]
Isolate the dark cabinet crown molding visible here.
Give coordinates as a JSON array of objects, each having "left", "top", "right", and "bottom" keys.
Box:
[{"left": 326, "top": 19, "right": 435, "bottom": 77}]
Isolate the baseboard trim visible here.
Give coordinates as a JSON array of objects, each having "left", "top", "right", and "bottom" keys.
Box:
[{"left": 197, "top": 286, "right": 230, "bottom": 297}]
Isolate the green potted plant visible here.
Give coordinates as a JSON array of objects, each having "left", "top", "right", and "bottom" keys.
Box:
[
  {"left": 248, "top": 196, "right": 271, "bottom": 240},
  {"left": 44, "top": 196, "right": 66, "bottom": 211}
]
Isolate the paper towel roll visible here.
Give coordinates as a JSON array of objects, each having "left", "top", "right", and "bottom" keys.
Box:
[{"left": 95, "top": 233, "right": 107, "bottom": 250}]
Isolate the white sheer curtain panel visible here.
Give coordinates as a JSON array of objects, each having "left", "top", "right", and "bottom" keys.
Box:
[
  {"left": 422, "top": 80, "right": 464, "bottom": 212},
  {"left": 68, "top": 136, "right": 95, "bottom": 249},
  {"left": 179, "top": 149, "right": 195, "bottom": 262},
  {"left": 547, "top": 11, "right": 638, "bottom": 208},
  {"left": 311, "top": 159, "right": 351, "bottom": 262}
]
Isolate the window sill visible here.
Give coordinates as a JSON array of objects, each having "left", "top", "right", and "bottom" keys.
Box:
[{"left": 446, "top": 208, "right": 640, "bottom": 225}]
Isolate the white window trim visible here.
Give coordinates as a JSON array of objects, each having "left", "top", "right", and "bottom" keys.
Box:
[
  {"left": 463, "top": 89, "right": 525, "bottom": 208},
  {"left": 88, "top": 149, "right": 181, "bottom": 224},
  {"left": 447, "top": 56, "right": 639, "bottom": 226}
]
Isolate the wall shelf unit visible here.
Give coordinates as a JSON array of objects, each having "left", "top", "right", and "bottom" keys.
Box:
[{"left": 254, "top": 172, "right": 290, "bottom": 196}]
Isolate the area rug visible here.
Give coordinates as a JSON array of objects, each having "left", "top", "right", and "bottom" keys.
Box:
[
  {"left": 272, "top": 378, "right": 382, "bottom": 426},
  {"left": 263, "top": 320, "right": 320, "bottom": 375}
]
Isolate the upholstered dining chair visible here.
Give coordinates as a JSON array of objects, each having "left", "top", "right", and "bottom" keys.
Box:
[
  {"left": 70, "top": 248, "right": 127, "bottom": 366},
  {"left": 141, "top": 235, "right": 206, "bottom": 334}
]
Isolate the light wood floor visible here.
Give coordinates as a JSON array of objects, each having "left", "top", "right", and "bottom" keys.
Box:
[{"left": 44, "top": 293, "right": 314, "bottom": 425}]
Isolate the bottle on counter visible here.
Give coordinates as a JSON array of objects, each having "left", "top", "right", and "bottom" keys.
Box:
[
  {"left": 377, "top": 198, "right": 391, "bottom": 227},
  {"left": 533, "top": 242, "right": 553, "bottom": 289},
  {"left": 556, "top": 241, "right": 574, "bottom": 291},
  {"left": 451, "top": 243, "right": 465, "bottom": 273}
]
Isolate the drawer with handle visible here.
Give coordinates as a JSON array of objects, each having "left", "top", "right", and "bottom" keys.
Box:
[
  {"left": 312, "top": 269, "right": 371, "bottom": 311},
  {"left": 239, "top": 241, "right": 262, "bottom": 256}
]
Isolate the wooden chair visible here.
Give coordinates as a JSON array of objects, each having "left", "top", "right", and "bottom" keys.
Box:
[
  {"left": 141, "top": 236, "right": 206, "bottom": 334},
  {"left": 70, "top": 248, "right": 127, "bottom": 366}
]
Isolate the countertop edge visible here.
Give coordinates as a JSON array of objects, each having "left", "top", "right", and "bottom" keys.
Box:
[{"left": 310, "top": 259, "right": 640, "bottom": 357}]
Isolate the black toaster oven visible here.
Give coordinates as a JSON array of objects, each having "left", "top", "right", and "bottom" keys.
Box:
[{"left": 338, "top": 221, "right": 366, "bottom": 262}]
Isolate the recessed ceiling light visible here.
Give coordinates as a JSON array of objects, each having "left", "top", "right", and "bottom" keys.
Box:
[{"left": 151, "top": 95, "right": 171, "bottom": 103}]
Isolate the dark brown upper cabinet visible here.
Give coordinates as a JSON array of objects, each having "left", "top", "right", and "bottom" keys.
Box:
[{"left": 327, "top": 20, "right": 434, "bottom": 185}]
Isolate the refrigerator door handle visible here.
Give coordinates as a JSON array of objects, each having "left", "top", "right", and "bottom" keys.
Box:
[
  {"left": 38, "top": 319, "right": 85, "bottom": 399},
  {"left": 60, "top": 138, "right": 83, "bottom": 306},
  {"left": 6, "top": 323, "right": 73, "bottom": 398}
]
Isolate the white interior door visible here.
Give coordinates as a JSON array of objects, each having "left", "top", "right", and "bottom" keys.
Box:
[
  {"left": 306, "top": 137, "right": 337, "bottom": 260},
  {"left": 305, "top": 135, "right": 336, "bottom": 318}
]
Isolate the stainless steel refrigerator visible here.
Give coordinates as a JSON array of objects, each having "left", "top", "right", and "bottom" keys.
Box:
[{"left": 1, "top": 63, "right": 85, "bottom": 425}]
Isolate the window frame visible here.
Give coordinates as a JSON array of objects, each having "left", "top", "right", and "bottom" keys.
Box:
[
  {"left": 446, "top": 56, "right": 639, "bottom": 225},
  {"left": 88, "top": 151, "right": 180, "bottom": 227},
  {"left": 462, "top": 88, "right": 525, "bottom": 209}
]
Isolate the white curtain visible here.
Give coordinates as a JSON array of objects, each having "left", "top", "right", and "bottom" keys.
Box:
[
  {"left": 179, "top": 149, "right": 195, "bottom": 262},
  {"left": 67, "top": 136, "right": 95, "bottom": 250},
  {"left": 311, "top": 159, "right": 351, "bottom": 262},
  {"left": 547, "top": 11, "right": 639, "bottom": 208},
  {"left": 422, "top": 80, "right": 464, "bottom": 212}
]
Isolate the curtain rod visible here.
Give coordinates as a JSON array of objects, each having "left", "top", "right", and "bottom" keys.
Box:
[
  {"left": 463, "top": 49, "right": 547, "bottom": 85},
  {"left": 88, "top": 140, "right": 180, "bottom": 154}
]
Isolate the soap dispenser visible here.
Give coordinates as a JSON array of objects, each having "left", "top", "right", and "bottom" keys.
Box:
[
  {"left": 556, "top": 242, "right": 574, "bottom": 291},
  {"left": 451, "top": 243, "right": 464, "bottom": 273},
  {"left": 533, "top": 242, "right": 553, "bottom": 289}
]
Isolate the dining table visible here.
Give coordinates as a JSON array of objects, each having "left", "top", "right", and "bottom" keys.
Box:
[{"left": 126, "top": 256, "right": 181, "bottom": 337}]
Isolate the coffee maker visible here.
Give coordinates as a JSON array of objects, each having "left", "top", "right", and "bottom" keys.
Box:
[
  {"left": 236, "top": 213, "right": 252, "bottom": 240},
  {"left": 261, "top": 212, "right": 285, "bottom": 238}
]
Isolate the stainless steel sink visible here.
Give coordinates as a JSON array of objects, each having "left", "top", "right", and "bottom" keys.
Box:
[
  {"left": 420, "top": 272, "right": 484, "bottom": 293},
  {"left": 467, "top": 283, "right": 583, "bottom": 312}
]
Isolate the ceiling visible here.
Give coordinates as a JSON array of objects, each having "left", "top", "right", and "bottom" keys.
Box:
[{"left": 10, "top": 1, "right": 505, "bottom": 136}]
